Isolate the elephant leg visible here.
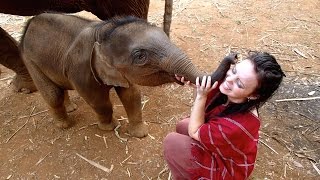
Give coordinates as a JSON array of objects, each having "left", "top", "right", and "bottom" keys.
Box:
[
  {"left": 115, "top": 85, "right": 148, "bottom": 138},
  {"left": 24, "top": 62, "right": 72, "bottom": 128},
  {"left": 0, "top": 27, "right": 36, "bottom": 93},
  {"left": 64, "top": 90, "right": 77, "bottom": 113},
  {"left": 77, "top": 88, "right": 119, "bottom": 131}
]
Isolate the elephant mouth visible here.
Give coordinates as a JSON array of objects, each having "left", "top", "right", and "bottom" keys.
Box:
[
  {"left": 169, "top": 73, "right": 184, "bottom": 85},
  {"left": 160, "top": 72, "right": 182, "bottom": 85},
  {"left": 130, "top": 71, "right": 185, "bottom": 86},
  {"left": 173, "top": 77, "right": 184, "bottom": 85},
  {"left": 153, "top": 70, "right": 178, "bottom": 84}
]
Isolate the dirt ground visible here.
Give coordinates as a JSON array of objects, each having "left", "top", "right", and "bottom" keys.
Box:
[{"left": 0, "top": 0, "right": 319, "bottom": 179}]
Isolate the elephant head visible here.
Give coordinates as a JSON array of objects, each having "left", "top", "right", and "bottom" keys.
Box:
[{"left": 89, "top": 16, "right": 204, "bottom": 87}]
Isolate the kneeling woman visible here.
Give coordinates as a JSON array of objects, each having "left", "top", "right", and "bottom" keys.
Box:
[{"left": 163, "top": 52, "right": 285, "bottom": 179}]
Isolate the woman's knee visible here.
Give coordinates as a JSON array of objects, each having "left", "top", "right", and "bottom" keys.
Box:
[
  {"left": 163, "top": 132, "right": 184, "bottom": 159},
  {"left": 163, "top": 132, "right": 193, "bottom": 158},
  {"left": 176, "top": 118, "right": 189, "bottom": 135},
  {"left": 163, "top": 132, "right": 178, "bottom": 152},
  {"left": 163, "top": 132, "right": 197, "bottom": 179}
]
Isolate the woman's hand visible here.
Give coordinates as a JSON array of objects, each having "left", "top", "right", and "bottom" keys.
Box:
[{"left": 195, "top": 76, "right": 218, "bottom": 99}]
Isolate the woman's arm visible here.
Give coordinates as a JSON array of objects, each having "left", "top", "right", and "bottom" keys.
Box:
[
  {"left": 188, "top": 76, "right": 218, "bottom": 141},
  {"left": 188, "top": 94, "right": 207, "bottom": 140}
]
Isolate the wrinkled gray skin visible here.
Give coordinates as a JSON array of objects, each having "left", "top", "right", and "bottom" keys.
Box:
[
  {"left": 0, "top": 0, "right": 173, "bottom": 93},
  {"left": 20, "top": 13, "right": 204, "bottom": 137},
  {"left": 0, "top": 0, "right": 172, "bottom": 36},
  {"left": 0, "top": 27, "right": 35, "bottom": 92}
]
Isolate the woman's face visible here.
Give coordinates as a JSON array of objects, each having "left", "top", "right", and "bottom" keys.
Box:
[{"left": 219, "top": 59, "right": 259, "bottom": 103}]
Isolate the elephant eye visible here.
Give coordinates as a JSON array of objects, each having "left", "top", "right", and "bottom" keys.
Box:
[{"left": 132, "top": 49, "right": 147, "bottom": 65}]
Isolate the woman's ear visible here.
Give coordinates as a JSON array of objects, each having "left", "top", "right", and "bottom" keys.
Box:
[
  {"left": 248, "top": 95, "right": 259, "bottom": 100},
  {"left": 90, "top": 42, "right": 129, "bottom": 88}
]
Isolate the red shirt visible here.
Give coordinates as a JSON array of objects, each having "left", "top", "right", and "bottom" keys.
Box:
[{"left": 190, "top": 90, "right": 260, "bottom": 179}]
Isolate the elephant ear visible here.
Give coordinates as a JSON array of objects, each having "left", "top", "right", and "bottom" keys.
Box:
[{"left": 90, "top": 42, "right": 129, "bottom": 88}]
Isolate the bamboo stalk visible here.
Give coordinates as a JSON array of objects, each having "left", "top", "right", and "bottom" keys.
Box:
[
  {"left": 275, "top": 96, "right": 320, "bottom": 102},
  {"left": 76, "top": 153, "right": 113, "bottom": 173}
]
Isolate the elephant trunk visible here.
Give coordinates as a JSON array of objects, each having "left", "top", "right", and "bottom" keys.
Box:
[{"left": 165, "top": 51, "right": 205, "bottom": 84}]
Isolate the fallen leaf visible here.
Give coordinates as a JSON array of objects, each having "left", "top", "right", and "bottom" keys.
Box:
[
  {"left": 308, "top": 91, "right": 315, "bottom": 96},
  {"left": 293, "top": 160, "right": 304, "bottom": 168}
]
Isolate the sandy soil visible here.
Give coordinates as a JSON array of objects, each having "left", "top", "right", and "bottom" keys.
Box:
[{"left": 0, "top": 0, "right": 319, "bottom": 179}]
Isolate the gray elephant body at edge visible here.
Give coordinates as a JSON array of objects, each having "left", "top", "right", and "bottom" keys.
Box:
[
  {"left": 20, "top": 13, "right": 204, "bottom": 137},
  {"left": 0, "top": 0, "right": 172, "bottom": 36}
]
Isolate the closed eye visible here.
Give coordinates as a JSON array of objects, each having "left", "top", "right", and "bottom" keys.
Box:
[
  {"left": 237, "top": 79, "right": 245, "bottom": 89},
  {"left": 232, "top": 66, "right": 236, "bottom": 74},
  {"left": 232, "top": 66, "right": 245, "bottom": 89}
]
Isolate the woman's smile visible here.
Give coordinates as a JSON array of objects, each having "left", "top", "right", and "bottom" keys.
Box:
[{"left": 222, "top": 81, "right": 231, "bottom": 91}]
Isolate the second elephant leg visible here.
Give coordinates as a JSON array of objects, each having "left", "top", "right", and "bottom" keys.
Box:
[
  {"left": 77, "top": 87, "right": 118, "bottom": 131},
  {"left": 115, "top": 85, "right": 148, "bottom": 138},
  {"left": 64, "top": 90, "right": 77, "bottom": 113},
  {"left": 0, "top": 27, "right": 36, "bottom": 93},
  {"left": 24, "top": 62, "right": 71, "bottom": 128}
]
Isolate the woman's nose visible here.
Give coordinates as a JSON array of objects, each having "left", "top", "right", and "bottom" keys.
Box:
[{"left": 225, "top": 74, "right": 236, "bottom": 82}]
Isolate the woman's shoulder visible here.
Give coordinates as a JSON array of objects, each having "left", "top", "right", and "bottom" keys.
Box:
[
  {"left": 208, "top": 106, "right": 261, "bottom": 131},
  {"left": 226, "top": 109, "right": 261, "bottom": 135},
  {"left": 231, "top": 109, "right": 261, "bottom": 125},
  {"left": 201, "top": 112, "right": 260, "bottom": 143},
  {"left": 205, "top": 105, "right": 261, "bottom": 129},
  {"left": 250, "top": 107, "right": 259, "bottom": 118}
]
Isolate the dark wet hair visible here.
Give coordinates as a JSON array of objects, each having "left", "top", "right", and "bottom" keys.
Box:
[{"left": 206, "top": 51, "right": 285, "bottom": 117}]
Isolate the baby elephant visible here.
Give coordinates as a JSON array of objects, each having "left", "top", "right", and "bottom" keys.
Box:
[{"left": 20, "top": 13, "right": 205, "bottom": 137}]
